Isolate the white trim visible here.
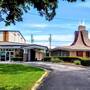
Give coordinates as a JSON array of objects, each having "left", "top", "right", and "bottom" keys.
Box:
[{"left": 24, "top": 46, "right": 47, "bottom": 50}]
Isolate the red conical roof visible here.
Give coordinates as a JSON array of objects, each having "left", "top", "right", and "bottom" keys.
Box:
[
  {"left": 52, "top": 25, "right": 90, "bottom": 51},
  {"left": 71, "top": 25, "right": 90, "bottom": 47}
]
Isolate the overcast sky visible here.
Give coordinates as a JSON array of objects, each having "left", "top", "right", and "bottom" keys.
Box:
[{"left": 0, "top": 0, "right": 90, "bottom": 48}]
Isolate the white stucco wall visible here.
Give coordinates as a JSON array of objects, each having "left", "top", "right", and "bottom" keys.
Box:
[{"left": 8, "top": 32, "right": 26, "bottom": 43}]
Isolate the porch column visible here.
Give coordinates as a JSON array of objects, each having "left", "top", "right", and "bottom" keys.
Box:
[
  {"left": 28, "top": 49, "right": 31, "bottom": 61},
  {"left": 70, "top": 51, "right": 76, "bottom": 57},
  {"left": 83, "top": 52, "right": 86, "bottom": 57},
  {"left": 23, "top": 49, "right": 27, "bottom": 62}
]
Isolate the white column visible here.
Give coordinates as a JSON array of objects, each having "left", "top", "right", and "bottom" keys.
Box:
[
  {"left": 23, "top": 49, "right": 27, "bottom": 62},
  {"left": 28, "top": 49, "right": 31, "bottom": 61}
]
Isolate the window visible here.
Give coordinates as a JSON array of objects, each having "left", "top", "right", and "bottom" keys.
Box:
[
  {"left": 14, "top": 32, "right": 16, "bottom": 36},
  {"left": 86, "top": 52, "right": 90, "bottom": 57},
  {"left": 61, "top": 51, "right": 69, "bottom": 56},
  {"left": 76, "top": 51, "right": 83, "bottom": 57},
  {"left": 11, "top": 52, "right": 14, "bottom": 55}
]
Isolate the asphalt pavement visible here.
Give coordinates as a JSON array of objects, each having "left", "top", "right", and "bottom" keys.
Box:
[
  {"left": 1, "top": 61, "right": 90, "bottom": 90},
  {"left": 27, "top": 62, "right": 90, "bottom": 90}
]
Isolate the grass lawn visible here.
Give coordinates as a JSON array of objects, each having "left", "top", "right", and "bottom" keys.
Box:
[{"left": 0, "top": 64, "right": 44, "bottom": 90}]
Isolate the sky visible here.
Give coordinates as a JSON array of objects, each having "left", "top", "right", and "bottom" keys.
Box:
[{"left": 1, "top": 0, "right": 90, "bottom": 48}]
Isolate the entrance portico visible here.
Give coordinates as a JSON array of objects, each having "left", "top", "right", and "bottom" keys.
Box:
[{"left": 23, "top": 45, "right": 48, "bottom": 62}]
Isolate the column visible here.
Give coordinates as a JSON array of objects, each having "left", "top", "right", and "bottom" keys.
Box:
[
  {"left": 70, "top": 51, "right": 76, "bottom": 57},
  {"left": 28, "top": 49, "right": 31, "bottom": 61},
  {"left": 83, "top": 52, "right": 86, "bottom": 57},
  {"left": 23, "top": 49, "right": 27, "bottom": 62}
]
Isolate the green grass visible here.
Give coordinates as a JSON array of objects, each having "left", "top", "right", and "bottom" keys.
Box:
[{"left": 0, "top": 64, "right": 44, "bottom": 90}]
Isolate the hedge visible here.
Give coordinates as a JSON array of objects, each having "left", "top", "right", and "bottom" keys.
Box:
[
  {"left": 58, "top": 56, "right": 81, "bottom": 62},
  {"left": 11, "top": 57, "right": 23, "bottom": 61},
  {"left": 51, "top": 57, "right": 63, "bottom": 63},
  {"left": 44, "top": 56, "right": 81, "bottom": 62},
  {"left": 80, "top": 59, "right": 90, "bottom": 66},
  {"left": 44, "top": 56, "right": 90, "bottom": 66},
  {"left": 43, "top": 56, "right": 51, "bottom": 62}
]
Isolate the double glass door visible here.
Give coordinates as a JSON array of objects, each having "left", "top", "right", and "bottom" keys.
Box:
[{"left": 0, "top": 51, "right": 14, "bottom": 61}]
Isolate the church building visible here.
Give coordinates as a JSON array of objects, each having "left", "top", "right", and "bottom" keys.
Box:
[
  {"left": 0, "top": 30, "right": 48, "bottom": 61},
  {"left": 51, "top": 24, "right": 90, "bottom": 58}
]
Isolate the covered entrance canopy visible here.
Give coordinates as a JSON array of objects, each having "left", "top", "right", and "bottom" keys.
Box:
[
  {"left": 23, "top": 44, "right": 48, "bottom": 61},
  {"left": 0, "top": 42, "right": 48, "bottom": 61}
]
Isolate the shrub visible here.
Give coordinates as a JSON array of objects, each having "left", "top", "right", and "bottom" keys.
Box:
[
  {"left": 43, "top": 57, "right": 51, "bottom": 62},
  {"left": 81, "top": 59, "right": 90, "bottom": 66},
  {"left": 73, "top": 60, "right": 81, "bottom": 65},
  {"left": 44, "top": 56, "right": 90, "bottom": 66},
  {"left": 11, "top": 57, "right": 23, "bottom": 61},
  {"left": 59, "top": 56, "right": 81, "bottom": 62},
  {"left": 43, "top": 56, "right": 81, "bottom": 62},
  {"left": 51, "top": 57, "right": 62, "bottom": 63}
]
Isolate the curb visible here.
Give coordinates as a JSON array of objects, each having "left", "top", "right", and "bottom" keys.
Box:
[{"left": 31, "top": 69, "right": 49, "bottom": 90}]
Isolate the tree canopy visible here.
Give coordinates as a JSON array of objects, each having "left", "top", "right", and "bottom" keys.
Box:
[{"left": 0, "top": 0, "right": 85, "bottom": 26}]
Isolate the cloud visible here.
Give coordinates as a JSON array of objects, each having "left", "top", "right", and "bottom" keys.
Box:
[
  {"left": 24, "top": 34, "right": 73, "bottom": 48},
  {"left": 23, "top": 23, "right": 48, "bottom": 29},
  {"left": 33, "top": 35, "right": 49, "bottom": 41},
  {"left": 53, "top": 42, "right": 72, "bottom": 47},
  {"left": 75, "top": 1, "right": 90, "bottom": 8},
  {"left": 52, "top": 35, "right": 74, "bottom": 41},
  {"left": 31, "top": 24, "right": 48, "bottom": 28},
  {"left": 0, "top": 26, "right": 15, "bottom": 30},
  {"left": 23, "top": 23, "right": 77, "bottom": 30},
  {"left": 28, "top": 34, "right": 74, "bottom": 41}
]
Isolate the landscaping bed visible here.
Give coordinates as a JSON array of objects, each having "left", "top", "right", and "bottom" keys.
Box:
[
  {"left": 0, "top": 64, "right": 44, "bottom": 90},
  {"left": 44, "top": 56, "right": 90, "bottom": 66}
]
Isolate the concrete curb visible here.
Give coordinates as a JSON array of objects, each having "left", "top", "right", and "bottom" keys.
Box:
[{"left": 31, "top": 69, "right": 49, "bottom": 90}]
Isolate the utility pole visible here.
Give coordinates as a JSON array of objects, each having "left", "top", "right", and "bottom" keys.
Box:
[
  {"left": 49, "top": 34, "right": 52, "bottom": 56},
  {"left": 31, "top": 34, "right": 34, "bottom": 44},
  {"left": 49, "top": 34, "right": 52, "bottom": 49}
]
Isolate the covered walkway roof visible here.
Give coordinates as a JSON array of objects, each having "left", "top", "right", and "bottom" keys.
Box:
[{"left": 0, "top": 41, "right": 48, "bottom": 50}]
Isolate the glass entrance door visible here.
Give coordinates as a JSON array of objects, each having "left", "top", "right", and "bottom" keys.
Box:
[
  {"left": 6, "top": 52, "right": 10, "bottom": 61},
  {"left": 6, "top": 51, "right": 14, "bottom": 61},
  {"left": 0, "top": 51, "right": 6, "bottom": 61},
  {"left": 0, "top": 49, "right": 15, "bottom": 61}
]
